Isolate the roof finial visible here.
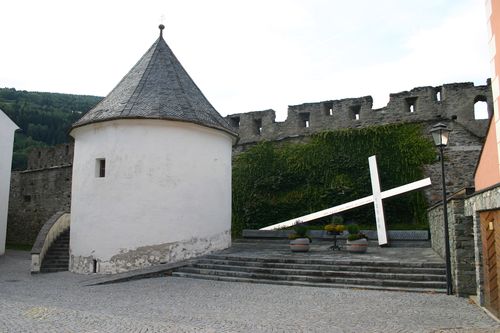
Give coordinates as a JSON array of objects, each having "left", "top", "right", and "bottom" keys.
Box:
[{"left": 159, "top": 24, "right": 165, "bottom": 38}]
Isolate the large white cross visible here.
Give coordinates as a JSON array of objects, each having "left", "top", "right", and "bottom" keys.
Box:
[{"left": 260, "top": 155, "right": 432, "bottom": 246}]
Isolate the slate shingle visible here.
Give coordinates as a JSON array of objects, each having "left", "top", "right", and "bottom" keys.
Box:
[{"left": 72, "top": 31, "right": 237, "bottom": 138}]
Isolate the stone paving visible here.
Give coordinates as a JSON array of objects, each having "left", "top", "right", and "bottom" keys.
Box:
[{"left": 1, "top": 250, "right": 500, "bottom": 333}]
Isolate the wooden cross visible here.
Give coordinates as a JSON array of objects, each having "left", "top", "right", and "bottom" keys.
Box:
[{"left": 260, "top": 155, "right": 432, "bottom": 246}]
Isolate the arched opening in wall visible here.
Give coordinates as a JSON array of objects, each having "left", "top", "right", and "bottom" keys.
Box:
[
  {"left": 323, "top": 102, "right": 334, "bottom": 116},
  {"left": 299, "top": 113, "right": 310, "bottom": 128},
  {"left": 435, "top": 88, "right": 442, "bottom": 102},
  {"left": 406, "top": 97, "right": 417, "bottom": 113},
  {"left": 254, "top": 118, "right": 262, "bottom": 135},
  {"left": 474, "top": 96, "right": 489, "bottom": 120},
  {"left": 349, "top": 105, "right": 361, "bottom": 120}
]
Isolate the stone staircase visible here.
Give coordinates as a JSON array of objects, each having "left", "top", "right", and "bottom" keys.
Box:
[
  {"left": 40, "top": 229, "right": 70, "bottom": 273},
  {"left": 172, "top": 252, "right": 447, "bottom": 293}
]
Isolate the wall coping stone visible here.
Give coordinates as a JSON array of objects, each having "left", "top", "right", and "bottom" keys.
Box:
[
  {"left": 427, "top": 187, "right": 475, "bottom": 211},
  {"left": 242, "top": 229, "right": 429, "bottom": 240},
  {"left": 466, "top": 182, "right": 500, "bottom": 199}
]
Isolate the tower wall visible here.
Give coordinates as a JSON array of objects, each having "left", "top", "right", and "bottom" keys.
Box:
[
  {"left": 0, "top": 111, "right": 18, "bottom": 255},
  {"left": 69, "top": 119, "right": 233, "bottom": 273}
]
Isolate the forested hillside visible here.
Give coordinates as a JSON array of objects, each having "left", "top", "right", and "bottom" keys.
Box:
[{"left": 0, "top": 88, "right": 102, "bottom": 170}]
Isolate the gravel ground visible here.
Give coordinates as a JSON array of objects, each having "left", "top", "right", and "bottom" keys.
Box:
[{"left": 1, "top": 250, "right": 500, "bottom": 333}]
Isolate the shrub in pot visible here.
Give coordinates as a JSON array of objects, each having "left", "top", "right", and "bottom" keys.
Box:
[
  {"left": 288, "top": 225, "right": 311, "bottom": 252},
  {"left": 345, "top": 224, "right": 368, "bottom": 253}
]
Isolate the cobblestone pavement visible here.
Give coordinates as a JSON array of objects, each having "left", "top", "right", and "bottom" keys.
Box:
[{"left": 1, "top": 250, "right": 500, "bottom": 333}]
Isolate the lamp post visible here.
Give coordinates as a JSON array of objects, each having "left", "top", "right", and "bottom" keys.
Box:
[{"left": 430, "top": 123, "right": 453, "bottom": 295}]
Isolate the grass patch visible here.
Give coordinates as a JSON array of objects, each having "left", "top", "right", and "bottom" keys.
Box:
[{"left": 6, "top": 243, "right": 32, "bottom": 251}]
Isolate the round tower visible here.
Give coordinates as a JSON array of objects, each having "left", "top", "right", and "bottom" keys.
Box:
[{"left": 69, "top": 26, "right": 237, "bottom": 274}]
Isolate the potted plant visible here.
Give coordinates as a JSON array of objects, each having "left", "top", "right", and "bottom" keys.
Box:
[
  {"left": 288, "top": 225, "right": 311, "bottom": 252},
  {"left": 324, "top": 215, "right": 345, "bottom": 235},
  {"left": 345, "top": 224, "right": 368, "bottom": 253},
  {"left": 324, "top": 215, "right": 345, "bottom": 250}
]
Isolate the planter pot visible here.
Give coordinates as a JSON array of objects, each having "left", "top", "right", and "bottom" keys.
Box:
[
  {"left": 346, "top": 238, "right": 368, "bottom": 253},
  {"left": 290, "top": 238, "right": 310, "bottom": 252}
]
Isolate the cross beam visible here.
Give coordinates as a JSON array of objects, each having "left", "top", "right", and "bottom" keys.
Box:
[{"left": 260, "top": 155, "right": 431, "bottom": 246}]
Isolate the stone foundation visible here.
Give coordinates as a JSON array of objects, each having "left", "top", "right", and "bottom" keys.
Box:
[
  {"left": 428, "top": 189, "right": 476, "bottom": 296},
  {"left": 69, "top": 230, "right": 231, "bottom": 274},
  {"left": 464, "top": 184, "right": 500, "bottom": 305},
  {"left": 428, "top": 184, "right": 500, "bottom": 299}
]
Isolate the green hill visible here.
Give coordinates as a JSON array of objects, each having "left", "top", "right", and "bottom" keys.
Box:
[{"left": 0, "top": 88, "right": 102, "bottom": 170}]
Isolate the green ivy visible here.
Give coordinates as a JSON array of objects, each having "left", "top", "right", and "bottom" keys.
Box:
[{"left": 232, "top": 123, "right": 436, "bottom": 236}]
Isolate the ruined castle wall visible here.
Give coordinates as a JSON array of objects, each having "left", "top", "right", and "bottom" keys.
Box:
[
  {"left": 225, "top": 82, "right": 492, "bottom": 144},
  {"left": 7, "top": 144, "right": 73, "bottom": 245},
  {"left": 228, "top": 82, "right": 492, "bottom": 203}
]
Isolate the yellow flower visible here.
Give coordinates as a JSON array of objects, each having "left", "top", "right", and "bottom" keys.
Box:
[{"left": 325, "top": 224, "right": 345, "bottom": 232}]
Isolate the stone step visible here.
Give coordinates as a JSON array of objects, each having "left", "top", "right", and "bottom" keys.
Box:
[
  {"left": 205, "top": 254, "right": 446, "bottom": 269},
  {"left": 47, "top": 244, "right": 69, "bottom": 249},
  {"left": 43, "top": 258, "right": 69, "bottom": 265},
  {"left": 196, "top": 258, "right": 446, "bottom": 275},
  {"left": 173, "top": 267, "right": 447, "bottom": 289},
  {"left": 42, "top": 261, "right": 69, "bottom": 266},
  {"left": 189, "top": 263, "right": 446, "bottom": 282},
  {"left": 172, "top": 272, "right": 447, "bottom": 294},
  {"left": 43, "top": 258, "right": 69, "bottom": 263},
  {"left": 43, "top": 263, "right": 68, "bottom": 270},
  {"left": 40, "top": 267, "right": 68, "bottom": 273},
  {"left": 40, "top": 229, "right": 70, "bottom": 273},
  {"left": 45, "top": 248, "right": 69, "bottom": 253},
  {"left": 44, "top": 254, "right": 69, "bottom": 259},
  {"left": 45, "top": 250, "right": 69, "bottom": 254}
]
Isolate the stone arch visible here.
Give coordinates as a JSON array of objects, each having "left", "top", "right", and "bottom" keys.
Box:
[{"left": 474, "top": 95, "right": 490, "bottom": 120}]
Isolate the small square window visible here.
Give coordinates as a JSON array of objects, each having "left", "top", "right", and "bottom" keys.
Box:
[{"left": 96, "top": 158, "right": 106, "bottom": 178}]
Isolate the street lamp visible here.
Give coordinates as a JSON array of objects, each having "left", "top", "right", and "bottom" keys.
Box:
[{"left": 430, "top": 123, "right": 453, "bottom": 295}]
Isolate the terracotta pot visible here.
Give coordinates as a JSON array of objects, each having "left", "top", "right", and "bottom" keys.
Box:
[
  {"left": 346, "top": 238, "right": 368, "bottom": 253},
  {"left": 290, "top": 238, "right": 310, "bottom": 252}
]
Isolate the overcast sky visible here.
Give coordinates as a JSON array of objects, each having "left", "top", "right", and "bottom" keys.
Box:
[{"left": 0, "top": 0, "right": 490, "bottom": 120}]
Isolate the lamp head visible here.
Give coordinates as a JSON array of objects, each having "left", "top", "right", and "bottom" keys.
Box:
[{"left": 430, "top": 123, "right": 451, "bottom": 147}]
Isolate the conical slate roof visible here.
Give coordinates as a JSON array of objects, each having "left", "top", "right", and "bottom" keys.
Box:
[{"left": 72, "top": 26, "right": 237, "bottom": 138}]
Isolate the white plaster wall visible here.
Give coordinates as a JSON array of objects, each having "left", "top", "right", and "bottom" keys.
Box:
[
  {"left": 69, "top": 119, "right": 233, "bottom": 272},
  {"left": 0, "top": 110, "right": 18, "bottom": 255}
]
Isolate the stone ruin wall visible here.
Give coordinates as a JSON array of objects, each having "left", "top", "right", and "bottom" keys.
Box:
[
  {"left": 227, "top": 82, "right": 491, "bottom": 147},
  {"left": 226, "top": 81, "right": 493, "bottom": 203},
  {"left": 7, "top": 144, "right": 73, "bottom": 245},
  {"left": 6, "top": 81, "right": 493, "bottom": 245}
]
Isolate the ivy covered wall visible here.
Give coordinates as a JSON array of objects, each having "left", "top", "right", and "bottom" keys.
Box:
[{"left": 232, "top": 123, "right": 436, "bottom": 236}]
